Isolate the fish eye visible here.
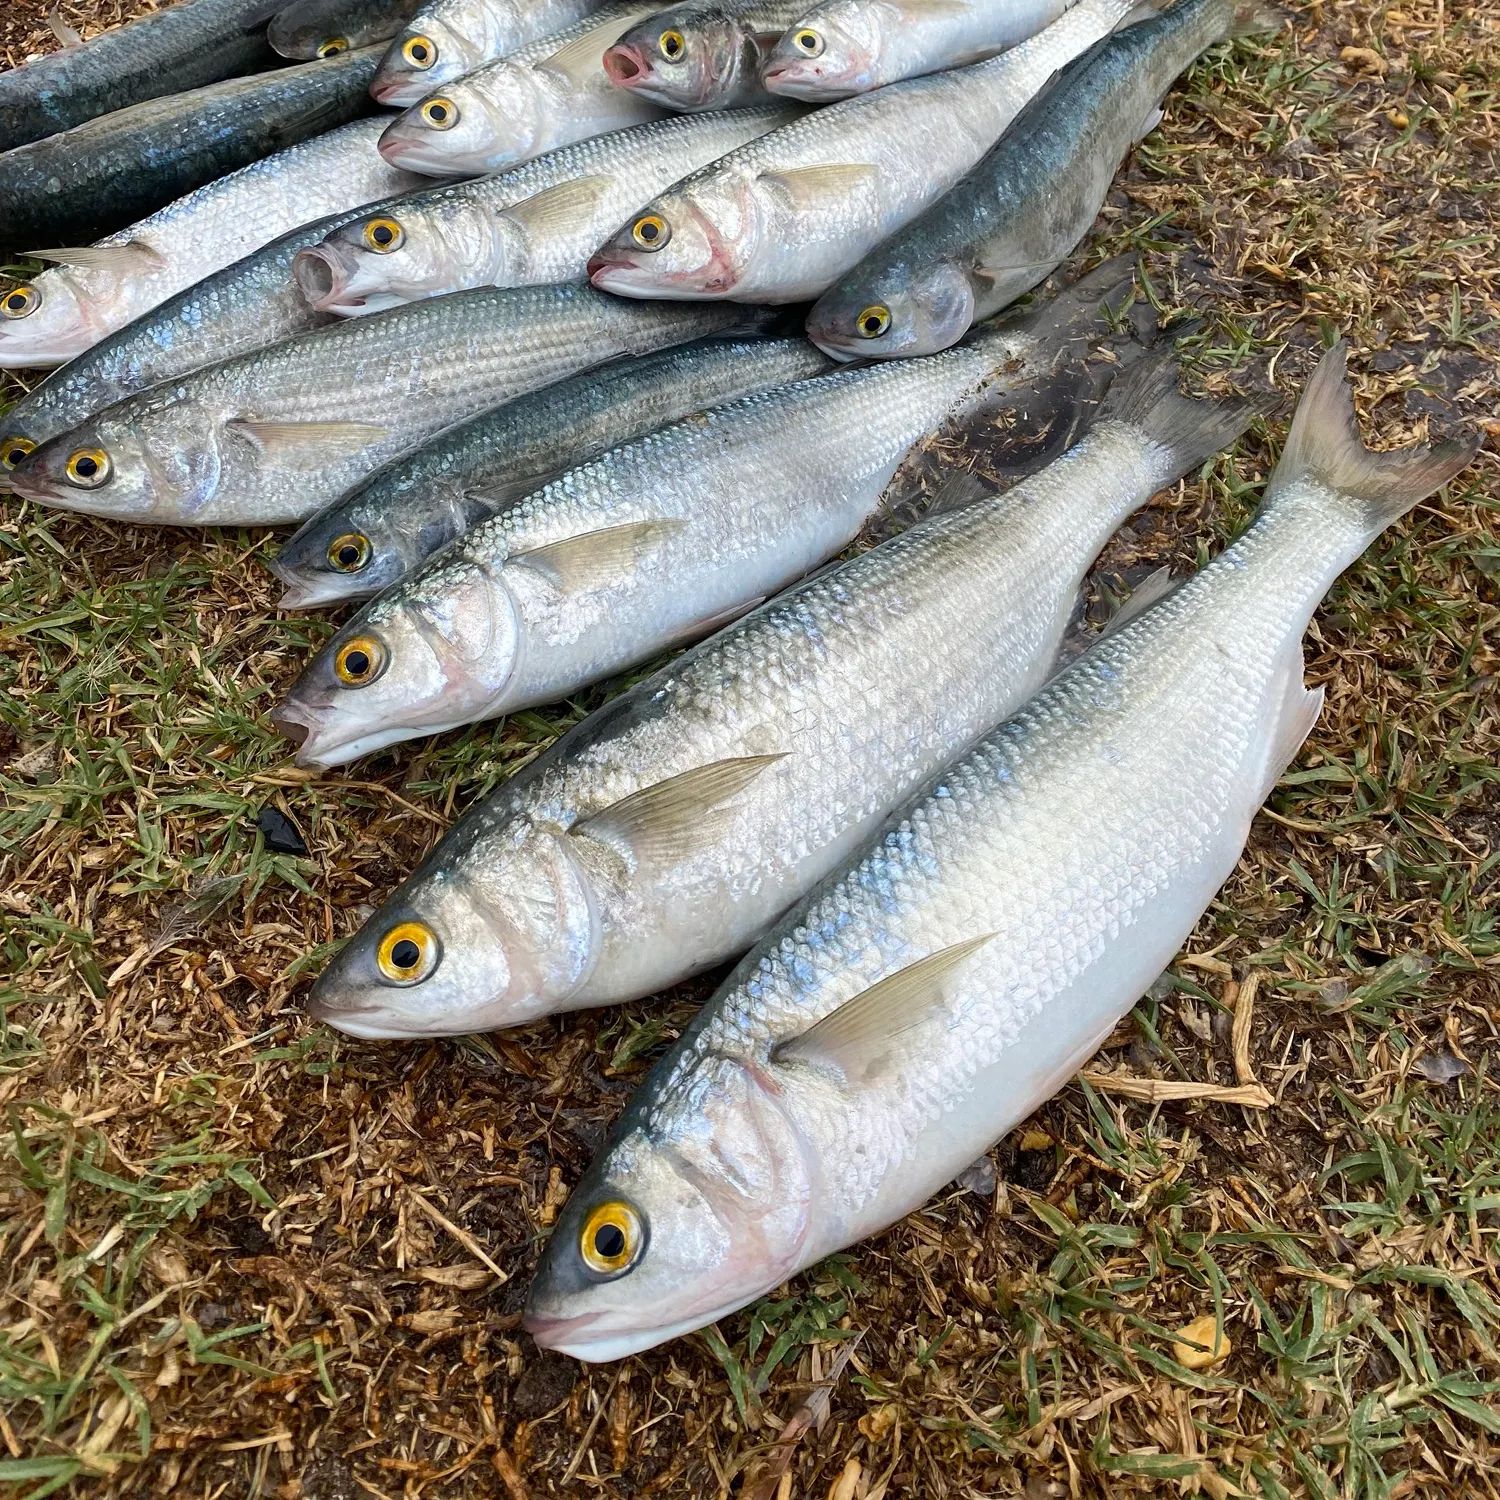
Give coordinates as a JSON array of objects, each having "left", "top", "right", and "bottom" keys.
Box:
[
  {"left": 658, "top": 27, "right": 685, "bottom": 59},
  {"left": 631, "top": 214, "right": 670, "bottom": 251},
  {"left": 376, "top": 920, "right": 439, "bottom": 984},
  {"left": 64, "top": 447, "right": 112, "bottom": 488},
  {"left": 580, "top": 1201, "right": 644, "bottom": 1275},
  {"left": 420, "top": 97, "right": 458, "bottom": 129},
  {"left": 362, "top": 217, "right": 405, "bottom": 253},
  {"left": 316, "top": 35, "right": 348, "bottom": 55},
  {"left": 0, "top": 436, "right": 36, "bottom": 469},
  {"left": 856, "top": 303, "right": 891, "bottom": 338},
  {"left": 402, "top": 34, "right": 436, "bottom": 67},
  {"left": 334, "top": 634, "right": 386, "bottom": 686},
  {"left": 792, "top": 28, "right": 823, "bottom": 56},
  {"left": 327, "top": 532, "right": 371, "bottom": 572},
  {"left": 1, "top": 285, "right": 39, "bottom": 319}
]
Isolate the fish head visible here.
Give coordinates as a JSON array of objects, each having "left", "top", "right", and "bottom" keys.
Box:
[
  {"left": 372, "top": 18, "right": 480, "bottom": 105},
  {"left": 268, "top": 0, "right": 358, "bottom": 60},
  {"left": 378, "top": 75, "right": 531, "bottom": 175},
  {"left": 525, "top": 1057, "right": 815, "bottom": 1360},
  {"left": 588, "top": 179, "right": 757, "bottom": 298},
  {"left": 762, "top": 5, "right": 882, "bottom": 100},
  {"left": 305, "top": 818, "right": 601, "bottom": 1036},
  {"left": 603, "top": 7, "right": 743, "bottom": 109},
  {"left": 271, "top": 561, "right": 520, "bottom": 767},
  {"left": 806, "top": 257, "right": 975, "bottom": 360},
  {"left": 0, "top": 269, "right": 100, "bottom": 369}
]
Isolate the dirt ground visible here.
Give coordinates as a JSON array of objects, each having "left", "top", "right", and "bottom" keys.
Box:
[{"left": 1, "top": 0, "right": 1498, "bottom": 1496}]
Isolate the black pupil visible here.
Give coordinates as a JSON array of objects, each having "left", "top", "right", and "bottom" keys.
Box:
[
  {"left": 5, "top": 294, "right": 23, "bottom": 311},
  {"left": 412, "top": 43, "right": 428, "bottom": 59},
  {"left": 391, "top": 938, "right": 421, "bottom": 969},
  {"left": 344, "top": 648, "right": 370, "bottom": 676},
  {"left": 337, "top": 543, "right": 362, "bottom": 566},
  {"left": 594, "top": 1223, "right": 626, "bottom": 1259},
  {"left": 864, "top": 315, "right": 881, "bottom": 333},
  {"left": 75, "top": 456, "right": 97, "bottom": 477},
  {"left": 639, "top": 222, "right": 658, "bottom": 242},
  {"left": 430, "top": 104, "right": 447, "bottom": 122},
  {"left": 373, "top": 225, "right": 393, "bottom": 245},
  {"left": 665, "top": 36, "right": 680, "bottom": 54}
]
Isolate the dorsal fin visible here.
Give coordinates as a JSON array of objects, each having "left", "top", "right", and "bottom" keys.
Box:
[{"left": 509, "top": 517, "right": 687, "bottom": 592}]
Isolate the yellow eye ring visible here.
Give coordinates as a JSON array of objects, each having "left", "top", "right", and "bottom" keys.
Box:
[
  {"left": 631, "top": 214, "right": 670, "bottom": 251},
  {"left": 402, "top": 33, "right": 436, "bottom": 67},
  {"left": 792, "top": 28, "right": 823, "bottom": 55},
  {"left": 658, "top": 27, "right": 685, "bottom": 59},
  {"left": 856, "top": 303, "right": 891, "bottom": 338},
  {"left": 0, "top": 436, "right": 35, "bottom": 469},
  {"left": 327, "top": 532, "right": 372, "bottom": 572},
  {"left": 580, "top": 1201, "right": 643, "bottom": 1275},
  {"left": 64, "top": 447, "right": 111, "bottom": 488},
  {"left": 376, "top": 921, "right": 439, "bottom": 984},
  {"left": 1, "top": 285, "right": 39, "bottom": 319},
  {"left": 362, "top": 217, "right": 405, "bottom": 253},
  {"left": 420, "top": 96, "right": 458, "bottom": 129},
  {"left": 316, "top": 34, "right": 348, "bottom": 55},
  {"left": 333, "top": 634, "right": 386, "bottom": 686}
]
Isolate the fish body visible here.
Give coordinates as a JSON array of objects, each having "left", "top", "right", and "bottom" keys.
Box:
[
  {"left": 602, "top": 0, "right": 806, "bottom": 112},
  {"left": 586, "top": 0, "right": 1145, "bottom": 304},
  {"left": 763, "top": 0, "right": 1074, "bottom": 101},
  {"left": 521, "top": 345, "right": 1479, "bottom": 1362},
  {"left": 296, "top": 106, "right": 795, "bottom": 314},
  {"left": 0, "top": 118, "right": 422, "bottom": 370},
  {"left": 807, "top": 0, "right": 1281, "bottom": 357},
  {"left": 372, "top": 0, "right": 605, "bottom": 105},
  {"left": 270, "top": 0, "right": 426, "bottom": 57},
  {"left": 0, "top": 0, "right": 281, "bottom": 153},
  {"left": 376, "top": 1, "right": 670, "bottom": 175},
  {"left": 271, "top": 334, "right": 832, "bottom": 606},
  {"left": 0, "top": 44, "right": 385, "bottom": 251},
  {"left": 6, "top": 285, "right": 748, "bottom": 525}
]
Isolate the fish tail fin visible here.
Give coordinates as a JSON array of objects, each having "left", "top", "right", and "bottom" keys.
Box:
[
  {"left": 1230, "top": 0, "right": 1287, "bottom": 35},
  {"left": 1100, "top": 350, "right": 1265, "bottom": 483},
  {"left": 1266, "top": 340, "right": 1480, "bottom": 536}
]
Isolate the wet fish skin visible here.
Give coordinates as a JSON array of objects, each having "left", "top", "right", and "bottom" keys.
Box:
[
  {"left": 377, "top": 1, "right": 667, "bottom": 176},
  {"left": 763, "top": 0, "right": 1073, "bottom": 101},
  {"left": 602, "top": 0, "right": 806, "bottom": 112},
  {"left": 521, "top": 345, "right": 1479, "bottom": 1362},
  {"left": 0, "top": 118, "right": 422, "bottom": 370},
  {"left": 270, "top": 0, "right": 425, "bottom": 57},
  {"left": 296, "top": 106, "right": 796, "bottom": 315},
  {"left": 807, "top": 0, "right": 1283, "bottom": 358},
  {"left": 270, "top": 334, "right": 831, "bottom": 607},
  {"left": 6, "top": 286, "right": 751, "bottom": 526},
  {"left": 586, "top": 0, "right": 1146, "bottom": 304},
  {"left": 372, "top": 0, "right": 604, "bottom": 105},
  {"left": 0, "top": 0, "right": 281, "bottom": 153},
  {"left": 0, "top": 44, "right": 386, "bottom": 252}
]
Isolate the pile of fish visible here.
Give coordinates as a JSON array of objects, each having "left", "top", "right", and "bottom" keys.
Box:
[{"left": 0, "top": 0, "right": 1479, "bottom": 1365}]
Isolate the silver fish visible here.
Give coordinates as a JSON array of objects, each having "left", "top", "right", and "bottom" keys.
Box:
[
  {"left": 372, "top": 0, "right": 606, "bottom": 105},
  {"left": 0, "top": 118, "right": 422, "bottom": 370},
  {"left": 270, "top": 0, "right": 425, "bottom": 59},
  {"left": 522, "top": 344, "right": 1479, "bottom": 1361},
  {"left": 806, "top": 0, "right": 1283, "bottom": 358},
  {"left": 586, "top": 0, "right": 1145, "bottom": 304},
  {"left": 295, "top": 106, "right": 796, "bottom": 315},
  {"left": 764, "top": 0, "right": 1075, "bottom": 101},
  {"left": 293, "top": 278, "right": 1209, "bottom": 1038},
  {"left": 270, "top": 335, "right": 832, "bottom": 606},
  {"left": 5, "top": 286, "right": 752, "bottom": 525},
  {"left": 377, "top": 1, "right": 667, "bottom": 175}
]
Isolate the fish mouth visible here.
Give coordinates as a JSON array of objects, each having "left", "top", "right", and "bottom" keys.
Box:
[
  {"left": 601, "top": 41, "right": 649, "bottom": 86},
  {"left": 522, "top": 1299, "right": 754, "bottom": 1364},
  {"left": 264, "top": 553, "right": 362, "bottom": 610},
  {"left": 292, "top": 246, "right": 345, "bottom": 310},
  {"left": 0, "top": 329, "right": 77, "bottom": 370}
]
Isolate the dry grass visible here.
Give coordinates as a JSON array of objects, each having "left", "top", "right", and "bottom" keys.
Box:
[{"left": 1, "top": 0, "right": 1498, "bottom": 1496}]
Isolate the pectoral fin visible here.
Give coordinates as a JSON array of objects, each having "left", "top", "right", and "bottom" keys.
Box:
[
  {"left": 571, "top": 753, "right": 787, "bottom": 867},
  {"left": 227, "top": 419, "right": 389, "bottom": 463},
  {"left": 773, "top": 934, "right": 994, "bottom": 1080},
  {"left": 510, "top": 518, "right": 686, "bottom": 592},
  {"left": 503, "top": 176, "right": 616, "bottom": 241},
  {"left": 760, "top": 163, "right": 879, "bottom": 212},
  {"left": 27, "top": 241, "right": 168, "bottom": 274}
]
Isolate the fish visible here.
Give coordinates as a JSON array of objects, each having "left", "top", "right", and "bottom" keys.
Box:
[
  {"left": 295, "top": 106, "right": 796, "bottom": 315},
  {"left": 601, "top": 0, "right": 806, "bottom": 112},
  {"left": 585, "top": 0, "right": 1149, "bottom": 304},
  {"left": 0, "top": 0, "right": 282, "bottom": 153},
  {"left": 0, "top": 119, "right": 423, "bottom": 370},
  {"left": 521, "top": 343, "right": 1479, "bottom": 1361},
  {"left": 5, "top": 286, "right": 753, "bottom": 526},
  {"left": 371, "top": 0, "right": 605, "bottom": 106},
  {"left": 291, "top": 269, "right": 1163, "bottom": 1034},
  {"left": 0, "top": 44, "right": 385, "bottom": 253},
  {"left": 376, "top": 1, "right": 668, "bottom": 176},
  {"left": 269, "top": 0, "right": 425, "bottom": 57},
  {"left": 270, "top": 334, "right": 832, "bottom": 606},
  {"left": 763, "top": 0, "right": 1076, "bottom": 101},
  {"left": 806, "top": 0, "right": 1284, "bottom": 358}
]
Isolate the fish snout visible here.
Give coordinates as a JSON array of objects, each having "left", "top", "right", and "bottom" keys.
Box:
[
  {"left": 291, "top": 245, "right": 353, "bottom": 311},
  {"left": 602, "top": 41, "right": 649, "bottom": 86}
]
